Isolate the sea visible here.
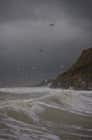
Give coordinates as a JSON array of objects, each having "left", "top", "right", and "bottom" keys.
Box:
[{"left": 0, "top": 87, "right": 92, "bottom": 140}]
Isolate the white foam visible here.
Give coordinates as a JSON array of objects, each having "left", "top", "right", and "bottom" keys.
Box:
[{"left": 0, "top": 87, "right": 50, "bottom": 94}]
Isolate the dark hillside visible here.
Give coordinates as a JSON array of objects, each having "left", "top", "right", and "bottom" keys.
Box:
[{"left": 51, "top": 48, "right": 92, "bottom": 90}]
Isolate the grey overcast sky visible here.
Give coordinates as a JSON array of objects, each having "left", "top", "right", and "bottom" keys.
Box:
[{"left": 0, "top": 0, "right": 92, "bottom": 84}]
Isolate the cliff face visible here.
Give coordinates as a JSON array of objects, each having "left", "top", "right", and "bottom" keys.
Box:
[{"left": 51, "top": 48, "right": 92, "bottom": 90}]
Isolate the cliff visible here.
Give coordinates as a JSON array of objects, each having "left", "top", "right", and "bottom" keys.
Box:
[{"left": 51, "top": 48, "right": 92, "bottom": 90}]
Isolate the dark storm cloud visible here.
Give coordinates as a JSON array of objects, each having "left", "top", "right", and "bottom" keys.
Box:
[
  {"left": 62, "top": 0, "right": 92, "bottom": 19},
  {"left": 0, "top": 0, "right": 63, "bottom": 22},
  {"left": 0, "top": 0, "right": 92, "bottom": 21},
  {"left": 0, "top": 0, "right": 92, "bottom": 83}
]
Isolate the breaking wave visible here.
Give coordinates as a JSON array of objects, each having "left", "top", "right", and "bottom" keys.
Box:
[{"left": 0, "top": 87, "right": 92, "bottom": 140}]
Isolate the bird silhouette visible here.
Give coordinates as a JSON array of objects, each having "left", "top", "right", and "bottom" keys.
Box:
[{"left": 49, "top": 23, "right": 54, "bottom": 26}]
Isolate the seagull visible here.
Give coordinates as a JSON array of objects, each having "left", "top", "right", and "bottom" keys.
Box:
[
  {"left": 49, "top": 23, "right": 55, "bottom": 26},
  {"left": 39, "top": 48, "right": 48, "bottom": 55}
]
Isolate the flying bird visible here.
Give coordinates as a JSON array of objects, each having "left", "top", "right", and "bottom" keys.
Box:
[
  {"left": 49, "top": 23, "right": 55, "bottom": 26},
  {"left": 39, "top": 48, "right": 48, "bottom": 55}
]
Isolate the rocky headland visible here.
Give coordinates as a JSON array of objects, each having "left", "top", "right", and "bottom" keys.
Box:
[{"left": 51, "top": 48, "right": 92, "bottom": 90}]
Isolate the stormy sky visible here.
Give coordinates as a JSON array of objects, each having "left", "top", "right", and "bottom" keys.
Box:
[{"left": 0, "top": 0, "right": 92, "bottom": 84}]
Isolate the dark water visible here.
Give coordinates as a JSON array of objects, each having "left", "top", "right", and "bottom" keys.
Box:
[{"left": 0, "top": 87, "right": 92, "bottom": 140}]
